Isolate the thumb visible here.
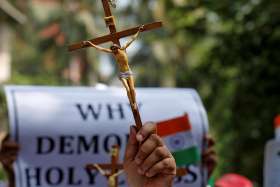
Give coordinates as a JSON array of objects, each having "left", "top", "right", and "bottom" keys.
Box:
[{"left": 124, "top": 126, "right": 138, "bottom": 162}]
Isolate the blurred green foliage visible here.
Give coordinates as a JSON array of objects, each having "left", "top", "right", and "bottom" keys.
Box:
[{"left": 0, "top": 0, "right": 280, "bottom": 186}]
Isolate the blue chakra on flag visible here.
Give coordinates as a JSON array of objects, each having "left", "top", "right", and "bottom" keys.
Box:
[{"left": 169, "top": 134, "right": 185, "bottom": 150}]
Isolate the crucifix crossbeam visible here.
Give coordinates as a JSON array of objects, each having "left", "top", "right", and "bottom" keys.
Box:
[
  {"left": 68, "top": 22, "right": 162, "bottom": 51},
  {"left": 68, "top": 0, "right": 162, "bottom": 52}
]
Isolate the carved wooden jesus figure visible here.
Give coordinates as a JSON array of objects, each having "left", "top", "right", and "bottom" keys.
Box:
[
  {"left": 93, "top": 164, "right": 123, "bottom": 187},
  {"left": 86, "top": 145, "right": 123, "bottom": 187},
  {"left": 83, "top": 26, "right": 144, "bottom": 110}
]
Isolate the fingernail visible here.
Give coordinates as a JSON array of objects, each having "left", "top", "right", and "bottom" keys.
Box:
[{"left": 136, "top": 134, "right": 143, "bottom": 142}]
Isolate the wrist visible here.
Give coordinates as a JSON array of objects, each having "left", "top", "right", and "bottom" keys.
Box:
[{"left": 143, "top": 178, "right": 173, "bottom": 187}]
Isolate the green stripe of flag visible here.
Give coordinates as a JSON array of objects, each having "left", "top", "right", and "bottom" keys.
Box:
[{"left": 172, "top": 146, "right": 200, "bottom": 167}]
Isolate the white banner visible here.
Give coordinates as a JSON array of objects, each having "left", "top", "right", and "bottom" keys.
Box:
[
  {"left": 264, "top": 139, "right": 280, "bottom": 187},
  {"left": 5, "top": 86, "right": 209, "bottom": 187}
]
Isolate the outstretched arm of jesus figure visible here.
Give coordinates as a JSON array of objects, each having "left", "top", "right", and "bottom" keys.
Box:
[
  {"left": 83, "top": 41, "right": 112, "bottom": 53},
  {"left": 121, "top": 25, "right": 144, "bottom": 50},
  {"left": 93, "top": 164, "right": 107, "bottom": 176},
  {"left": 124, "top": 122, "right": 176, "bottom": 187}
]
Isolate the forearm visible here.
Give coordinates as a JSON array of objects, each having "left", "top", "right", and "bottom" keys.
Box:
[
  {"left": 122, "top": 28, "right": 142, "bottom": 50},
  {"left": 131, "top": 31, "right": 140, "bottom": 42},
  {"left": 144, "top": 177, "right": 174, "bottom": 187},
  {"left": 126, "top": 179, "right": 173, "bottom": 187},
  {"left": 94, "top": 164, "right": 106, "bottom": 176},
  {"left": 84, "top": 41, "right": 112, "bottom": 53}
]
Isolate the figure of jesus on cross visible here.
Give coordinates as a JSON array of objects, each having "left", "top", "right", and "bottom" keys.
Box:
[
  {"left": 68, "top": 0, "right": 163, "bottom": 130},
  {"left": 83, "top": 25, "right": 144, "bottom": 112},
  {"left": 86, "top": 145, "right": 123, "bottom": 187}
]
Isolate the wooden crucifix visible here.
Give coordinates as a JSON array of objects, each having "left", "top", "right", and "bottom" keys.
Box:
[
  {"left": 68, "top": 0, "right": 163, "bottom": 130},
  {"left": 86, "top": 146, "right": 188, "bottom": 187},
  {"left": 86, "top": 145, "right": 123, "bottom": 187}
]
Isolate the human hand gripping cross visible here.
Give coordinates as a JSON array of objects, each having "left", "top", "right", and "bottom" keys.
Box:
[{"left": 124, "top": 123, "right": 176, "bottom": 187}]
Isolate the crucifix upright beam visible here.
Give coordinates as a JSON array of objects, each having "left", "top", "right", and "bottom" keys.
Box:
[
  {"left": 101, "top": 0, "right": 120, "bottom": 46},
  {"left": 68, "top": 1, "right": 163, "bottom": 130}
]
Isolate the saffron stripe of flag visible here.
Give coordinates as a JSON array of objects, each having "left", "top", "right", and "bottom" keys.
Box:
[
  {"left": 156, "top": 114, "right": 200, "bottom": 167},
  {"left": 157, "top": 114, "right": 191, "bottom": 137}
]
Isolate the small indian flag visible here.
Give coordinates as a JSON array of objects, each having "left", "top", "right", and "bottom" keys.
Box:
[{"left": 157, "top": 114, "right": 200, "bottom": 167}]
